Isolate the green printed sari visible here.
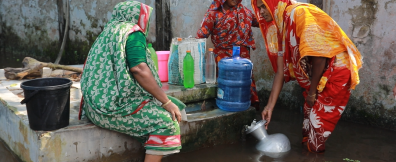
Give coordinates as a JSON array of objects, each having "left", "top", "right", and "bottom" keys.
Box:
[{"left": 80, "top": 1, "right": 185, "bottom": 155}]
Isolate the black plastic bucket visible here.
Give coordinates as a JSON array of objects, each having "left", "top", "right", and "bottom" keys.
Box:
[{"left": 20, "top": 78, "right": 72, "bottom": 131}]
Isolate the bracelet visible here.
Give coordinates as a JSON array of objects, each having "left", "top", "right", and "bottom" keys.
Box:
[
  {"left": 161, "top": 100, "right": 172, "bottom": 107},
  {"left": 307, "top": 94, "right": 316, "bottom": 98}
]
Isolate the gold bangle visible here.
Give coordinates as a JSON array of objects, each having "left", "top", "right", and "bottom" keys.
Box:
[
  {"left": 307, "top": 94, "right": 316, "bottom": 98},
  {"left": 161, "top": 100, "right": 172, "bottom": 107}
]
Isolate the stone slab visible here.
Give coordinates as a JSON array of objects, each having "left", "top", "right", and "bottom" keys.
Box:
[{"left": 0, "top": 67, "right": 256, "bottom": 162}]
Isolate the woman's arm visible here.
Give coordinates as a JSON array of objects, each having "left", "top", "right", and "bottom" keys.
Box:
[
  {"left": 130, "top": 63, "right": 182, "bottom": 122},
  {"left": 196, "top": 11, "right": 216, "bottom": 38},
  {"left": 306, "top": 57, "right": 326, "bottom": 107},
  {"left": 262, "top": 56, "right": 284, "bottom": 129},
  {"left": 252, "top": 13, "right": 260, "bottom": 28}
]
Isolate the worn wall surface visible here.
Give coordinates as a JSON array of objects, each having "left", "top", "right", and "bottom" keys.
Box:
[
  {"left": 321, "top": 0, "right": 396, "bottom": 129},
  {"left": 1, "top": 0, "right": 396, "bottom": 129},
  {"left": 169, "top": 0, "right": 396, "bottom": 130},
  {"left": 0, "top": 0, "right": 156, "bottom": 67}
]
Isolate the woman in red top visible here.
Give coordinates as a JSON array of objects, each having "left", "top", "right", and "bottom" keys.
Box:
[{"left": 197, "top": 0, "right": 260, "bottom": 109}]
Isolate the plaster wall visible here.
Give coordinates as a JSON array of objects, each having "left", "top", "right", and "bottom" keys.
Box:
[
  {"left": 1, "top": 0, "right": 396, "bottom": 129},
  {"left": 0, "top": 0, "right": 156, "bottom": 66},
  {"left": 168, "top": 0, "right": 396, "bottom": 129},
  {"left": 321, "top": 0, "right": 396, "bottom": 128}
]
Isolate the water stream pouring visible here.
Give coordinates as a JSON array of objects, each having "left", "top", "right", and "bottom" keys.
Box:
[{"left": 245, "top": 119, "right": 291, "bottom": 155}]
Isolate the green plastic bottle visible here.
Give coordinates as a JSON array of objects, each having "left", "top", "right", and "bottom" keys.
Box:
[
  {"left": 148, "top": 43, "right": 158, "bottom": 70},
  {"left": 183, "top": 50, "right": 194, "bottom": 88}
]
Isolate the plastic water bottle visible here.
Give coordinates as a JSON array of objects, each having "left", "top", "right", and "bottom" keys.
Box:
[
  {"left": 205, "top": 48, "right": 216, "bottom": 84},
  {"left": 216, "top": 46, "right": 253, "bottom": 112},
  {"left": 148, "top": 43, "right": 158, "bottom": 70},
  {"left": 183, "top": 50, "right": 194, "bottom": 88},
  {"left": 168, "top": 38, "right": 183, "bottom": 85}
]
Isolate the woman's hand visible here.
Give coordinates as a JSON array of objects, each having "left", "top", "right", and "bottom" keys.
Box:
[
  {"left": 163, "top": 102, "right": 182, "bottom": 123},
  {"left": 131, "top": 63, "right": 182, "bottom": 122},
  {"left": 261, "top": 106, "right": 273, "bottom": 129},
  {"left": 306, "top": 93, "right": 317, "bottom": 107}
]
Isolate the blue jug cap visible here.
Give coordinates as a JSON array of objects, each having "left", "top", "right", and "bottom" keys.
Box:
[{"left": 232, "top": 46, "right": 240, "bottom": 58}]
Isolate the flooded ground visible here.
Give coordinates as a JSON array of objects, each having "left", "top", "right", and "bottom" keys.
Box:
[
  {"left": 0, "top": 139, "right": 20, "bottom": 162},
  {"left": 1, "top": 106, "right": 395, "bottom": 162},
  {"left": 163, "top": 107, "right": 396, "bottom": 162}
]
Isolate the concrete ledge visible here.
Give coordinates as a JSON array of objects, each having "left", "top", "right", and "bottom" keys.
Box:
[
  {"left": 0, "top": 99, "right": 255, "bottom": 162},
  {"left": 163, "top": 83, "right": 217, "bottom": 104},
  {"left": 0, "top": 73, "right": 255, "bottom": 162},
  {"left": 181, "top": 107, "right": 256, "bottom": 152}
]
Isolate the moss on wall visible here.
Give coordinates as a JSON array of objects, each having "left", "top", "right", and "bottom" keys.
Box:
[
  {"left": 343, "top": 95, "right": 396, "bottom": 130},
  {"left": 0, "top": 21, "right": 56, "bottom": 68},
  {"left": 61, "top": 30, "right": 99, "bottom": 65},
  {"left": 0, "top": 14, "right": 103, "bottom": 68},
  {"left": 258, "top": 82, "right": 396, "bottom": 131},
  {"left": 257, "top": 83, "right": 305, "bottom": 111}
]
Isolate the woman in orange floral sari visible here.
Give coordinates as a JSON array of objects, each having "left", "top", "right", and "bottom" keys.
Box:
[
  {"left": 252, "top": 0, "right": 363, "bottom": 153},
  {"left": 197, "top": 0, "right": 260, "bottom": 109}
]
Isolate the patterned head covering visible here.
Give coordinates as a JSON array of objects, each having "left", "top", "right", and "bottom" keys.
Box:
[
  {"left": 251, "top": 0, "right": 294, "bottom": 72},
  {"left": 251, "top": 0, "right": 287, "bottom": 72},
  {"left": 252, "top": 0, "right": 363, "bottom": 89},
  {"left": 80, "top": 1, "right": 161, "bottom": 117},
  {"left": 108, "top": 1, "right": 151, "bottom": 35},
  {"left": 256, "top": 0, "right": 293, "bottom": 35},
  {"left": 208, "top": 0, "right": 243, "bottom": 11}
]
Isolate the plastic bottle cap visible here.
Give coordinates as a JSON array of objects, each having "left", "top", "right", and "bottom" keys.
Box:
[
  {"left": 148, "top": 43, "right": 152, "bottom": 47},
  {"left": 208, "top": 48, "right": 213, "bottom": 51},
  {"left": 232, "top": 46, "right": 240, "bottom": 57},
  {"left": 186, "top": 50, "right": 191, "bottom": 53},
  {"left": 177, "top": 38, "right": 182, "bottom": 41}
]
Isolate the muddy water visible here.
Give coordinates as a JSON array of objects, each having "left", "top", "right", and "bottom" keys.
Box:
[
  {"left": 1, "top": 107, "right": 395, "bottom": 162},
  {"left": 0, "top": 140, "right": 20, "bottom": 162},
  {"left": 164, "top": 107, "right": 396, "bottom": 162}
]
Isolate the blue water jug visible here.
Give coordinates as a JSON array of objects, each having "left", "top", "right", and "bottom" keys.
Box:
[{"left": 216, "top": 46, "right": 253, "bottom": 112}]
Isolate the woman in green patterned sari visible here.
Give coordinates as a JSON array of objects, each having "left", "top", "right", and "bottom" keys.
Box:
[{"left": 80, "top": 1, "right": 185, "bottom": 161}]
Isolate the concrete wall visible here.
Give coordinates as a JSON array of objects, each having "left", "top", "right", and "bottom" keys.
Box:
[
  {"left": 321, "top": 0, "right": 396, "bottom": 129},
  {"left": 1, "top": 0, "right": 396, "bottom": 129},
  {"left": 0, "top": 0, "right": 156, "bottom": 67}
]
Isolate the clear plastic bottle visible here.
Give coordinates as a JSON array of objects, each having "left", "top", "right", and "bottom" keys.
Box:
[
  {"left": 168, "top": 38, "right": 183, "bottom": 84},
  {"left": 183, "top": 50, "right": 194, "bottom": 88},
  {"left": 205, "top": 48, "right": 216, "bottom": 84},
  {"left": 147, "top": 43, "right": 158, "bottom": 70}
]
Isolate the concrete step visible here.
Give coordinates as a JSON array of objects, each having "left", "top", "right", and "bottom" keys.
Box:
[{"left": 0, "top": 68, "right": 256, "bottom": 162}]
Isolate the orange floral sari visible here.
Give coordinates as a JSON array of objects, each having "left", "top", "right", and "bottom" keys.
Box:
[
  {"left": 252, "top": 0, "right": 363, "bottom": 152},
  {"left": 197, "top": 0, "right": 260, "bottom": 107}
]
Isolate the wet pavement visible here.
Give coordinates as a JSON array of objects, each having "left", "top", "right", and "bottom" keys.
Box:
[{"left": 1, "top": 106, "right": 396, "bottom": 162}]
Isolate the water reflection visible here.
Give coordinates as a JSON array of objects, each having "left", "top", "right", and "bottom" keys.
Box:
[
  {"left": 256, "top": 151, "right": 290, "bottom": 160},
  {"left": 0, "top": 140, "right": 20, "bottom": 162},
  {"left": 164, "top": 107, "right": 396, "bottom": 162},
  {"left": 1, "top": 106, "right": 395, "bottom": 161}
]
